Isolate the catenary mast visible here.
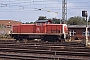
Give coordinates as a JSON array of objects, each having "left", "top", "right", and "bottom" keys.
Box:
[{"left": 62, "top": 0, "right": 67, "bottom": 24}]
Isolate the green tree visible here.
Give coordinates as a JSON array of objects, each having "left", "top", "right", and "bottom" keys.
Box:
[
  {"left": 88, "top": 16, "right": 90, "bottom": 25},
  {"left": 30, "top": 22, "right": 35, "bottom": 24},
  {"left": 88, "top": 16, "right": 90, "bottom": 22},
  {"left": 52, "top": 18, "right": 61, "bottom": 24},
  {"left": 25, "top": 22, "right": 30, "bottom": 24},
  {"left": 67, "top": 16, "right": 86, "bottom": 25}
]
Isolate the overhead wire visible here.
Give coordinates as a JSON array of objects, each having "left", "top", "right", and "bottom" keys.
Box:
[{"left": 0, "top": 0, "right": 90, "bottom": 12}]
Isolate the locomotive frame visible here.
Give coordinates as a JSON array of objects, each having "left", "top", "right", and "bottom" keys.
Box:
[{"left": 10, "top": 33, "right": 68, "bottom": 42}]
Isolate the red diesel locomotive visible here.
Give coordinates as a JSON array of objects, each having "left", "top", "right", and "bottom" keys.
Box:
[{"left": 9, "top": 20, "right": 69, "bottom": 42}]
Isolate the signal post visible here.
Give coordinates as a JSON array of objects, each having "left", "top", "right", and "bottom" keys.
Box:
[{"left": 82, "top": 10, "right": 88, "bottom": 47}]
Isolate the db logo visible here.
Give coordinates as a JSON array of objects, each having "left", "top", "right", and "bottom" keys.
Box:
[{"left": 36, "top": 28, "right": 40, "bottom": 33}]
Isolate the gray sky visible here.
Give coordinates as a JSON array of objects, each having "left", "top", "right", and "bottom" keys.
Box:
[{"left": 0, "top": 0, "right": 90, "bottom": 23}]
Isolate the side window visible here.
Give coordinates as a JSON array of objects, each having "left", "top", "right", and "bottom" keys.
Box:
[
  {"left": 36, "top": 23, "right": 40, "bottom": 26},
  {"left": 69, "top": 30, "right": 76, "bottom": 36},
  {"left": 46, "top": 22, "right": 48, "bottom": 24},
  {"left": 36, "top": 23, "right": 44, "bottom": 26},
  {"left": 82, "top": 31, "right": 90, "bottom": 36},
  {"left": 7, "top": 25, "right": 12, "bottom": 28},
  {"left": 82, "top": 31, "right": 85, "bottom": 36},
  {"left": 89, "top": 31, "right": 90, "bottom": 36}
]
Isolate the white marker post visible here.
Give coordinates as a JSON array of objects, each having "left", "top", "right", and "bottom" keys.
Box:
[{"left": 85, "top": 11, "right": 88, "bottom": 47}]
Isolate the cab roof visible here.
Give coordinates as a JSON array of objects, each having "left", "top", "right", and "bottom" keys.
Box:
[{"left": 36, "top": 20, "right": 52, "bottom": 23}]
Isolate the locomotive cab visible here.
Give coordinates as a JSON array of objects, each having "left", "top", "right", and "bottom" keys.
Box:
[{"left": 35, "top": 20, "right": 52, "bottom": 33}]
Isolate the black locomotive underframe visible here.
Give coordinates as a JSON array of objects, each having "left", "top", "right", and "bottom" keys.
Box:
[{"left": 10, "top": 34, "right": 69, "bottom": 42}]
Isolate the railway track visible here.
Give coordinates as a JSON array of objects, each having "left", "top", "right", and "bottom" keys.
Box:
[{"left": 0, "top": 40, "right": 90, "bottom": 60}]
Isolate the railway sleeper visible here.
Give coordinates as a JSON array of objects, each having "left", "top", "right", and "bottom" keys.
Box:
[
  {"left": 0, "top": 48, "right": 90, "bottom": 57},
  {"left": 0, "top": 52, "right": 89, "bottom": 60}
]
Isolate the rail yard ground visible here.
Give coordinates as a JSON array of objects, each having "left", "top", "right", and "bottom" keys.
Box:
[{"left": 0, "top": 39, "right": 90, "bottom": 60}]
